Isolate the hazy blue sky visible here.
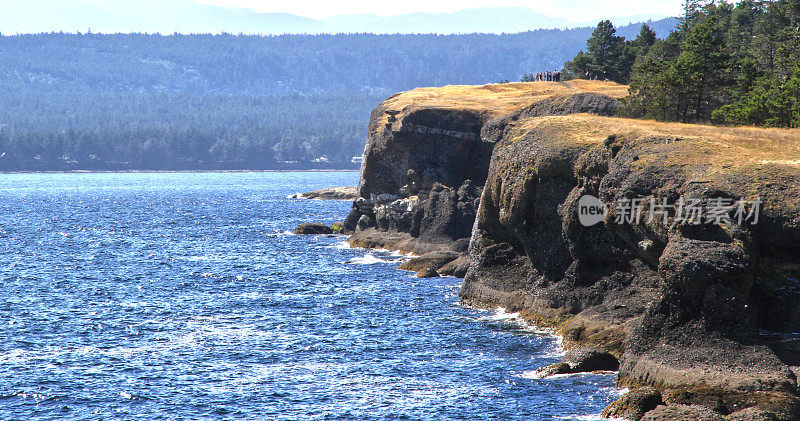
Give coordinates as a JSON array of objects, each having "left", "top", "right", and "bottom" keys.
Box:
[
  {"left": 194, "top": 0, "right": 682, "bottom": 22},
  {"left": 1, "top": 0, "right": 679, "bottom": 34}
]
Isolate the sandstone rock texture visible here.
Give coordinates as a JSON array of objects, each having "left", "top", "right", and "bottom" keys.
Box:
[{"left": 338, "top": 80, "right": 800, "bottom": 418}]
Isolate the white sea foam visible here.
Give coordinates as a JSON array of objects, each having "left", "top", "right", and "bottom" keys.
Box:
[
  {"left": 537, "top": 347, "right": 567, "bottom": 359},
  {"left": 517, "top": 370, "right": 618, "bottom": 380},
  {"left": 557, "top": 414, "right": 619, "bottom": 421},
  {"left": 478, "top": 307, "right": 520, "bottom": 322},
  {"left": 333, "top": 241, "right": 352, "bottom": 250},
  {"left": 345, "top": 253, "right": 400, "bottom": 265}
]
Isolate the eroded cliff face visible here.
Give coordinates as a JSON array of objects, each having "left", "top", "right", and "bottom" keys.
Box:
[
  {"left": 461, "top": 115, "right": 800, "bottom": 419},
  {"left": 345, "top": 80, "right": 800, "bottom": 419},
  {"left": 346, "top": 82, "right": 626, "bottom": 262}
]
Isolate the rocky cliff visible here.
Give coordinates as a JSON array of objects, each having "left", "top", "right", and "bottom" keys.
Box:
[
  {"left": 341, "top": 81, "right": 800, "bottom": 419},
  {"left": 344, "top": 81, "right": 626, "bottom": 275}
]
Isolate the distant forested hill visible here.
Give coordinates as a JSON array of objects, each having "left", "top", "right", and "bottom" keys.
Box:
[{"left": 0, "top": 19, "right": 676, "bottom": 171}]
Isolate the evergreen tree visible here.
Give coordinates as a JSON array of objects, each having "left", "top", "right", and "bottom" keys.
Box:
[
  {"left": 563, "top": 51, "right": 593, "bottom": 80},
  {"left": 624, "top": 0, "right": 800, "bottom": 126},
  {"left": 681, "top": 0, "right": 707, "bottom": 30},
  {"left": 630, "top": 24, "right": 657, "bottom": 57},
  {"left": 673, "top": 14, "right": 730, "bottom": 121},
  {"left": 563, "top": 20, "right": 631, "bottom": 82},
  {"left": 713, "top": 62, "right": 800, "bottom": 127}
]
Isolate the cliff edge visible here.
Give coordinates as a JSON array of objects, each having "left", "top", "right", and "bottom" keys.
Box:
[
  {"left": 341, "top": 81, "right": 800, "bottom": 419},
  {"left": 344, "top": 81, "right": 626, "bottom": 274}
]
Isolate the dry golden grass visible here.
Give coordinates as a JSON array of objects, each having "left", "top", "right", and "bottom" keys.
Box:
[
  {"left": 383, "top": 80, "right": 800, "bottom": 175},
  {"left": 382, "top": 80, "right": 629, "bottom": 117},
  {"left": 514, "top": 113, "right": 800, "bottom": 171}
]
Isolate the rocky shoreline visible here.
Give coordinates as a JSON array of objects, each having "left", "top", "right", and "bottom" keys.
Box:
[
  {"left": 297, "top": 81, "right": 800, "bottom": 420},
  {"left": 288, "top": 186, "right": 359, "bottom": 200}
]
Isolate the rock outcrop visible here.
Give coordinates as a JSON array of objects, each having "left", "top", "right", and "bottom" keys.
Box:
[
  {"left": 330, "top": 80, "right": 800, "bottom": 419},
  {"left": 345, "top": 81, "right": 627, "bottom": 265},
  {"left": 289, "top": 186, "right": 358, "bottom": 200},
  {"left": 293, "top": 222, "right": 334, "bottom": 235}
]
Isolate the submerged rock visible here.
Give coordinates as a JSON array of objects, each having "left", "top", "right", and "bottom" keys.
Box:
[
  {"left": 534, "top": 348, "right": 619, "bottom": 379},
  {"left": 416, "top": 267, "right": 440, "bottom": 278},
  {"left": 398, "top": 251, "right": 460, "bottom": 273},
  {"left": 293, "top": 223, "right": 333, "bottom": 235}
]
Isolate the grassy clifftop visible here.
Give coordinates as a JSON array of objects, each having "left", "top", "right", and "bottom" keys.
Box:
[
  {"left": 378, "top": 80, "right": 629, "bottom": 122},
  {"left": 504, "top": 113, "right": 800, "bottom": 166}
]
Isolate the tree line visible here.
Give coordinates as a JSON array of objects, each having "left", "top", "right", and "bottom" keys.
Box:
[
  {"left": 0, "top": 21, "right": 676, "bottom": 171},
  {"left": 563, "top": 0, "right": 800, "bottom": 127},
  {"left": 0, "top": 91, "right": 379, "bottom": 171}
]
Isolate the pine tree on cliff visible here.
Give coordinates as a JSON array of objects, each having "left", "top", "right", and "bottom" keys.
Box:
[
  {"left": 563, "top": 20, "right": 631, "bottom": 83},
  {"left": 674, "top": 14, "right": 730, "bottom": 121},
  {"left": 626, "top": 14, "right": 729, "bottom": 122},
  {"left": 625, "top": 0, "right": 800, "bottom": 127},
  {"left": 680, "top": 0, "right": 706, "bottom": 30},
  {"left": 630, "top": 24, "right": 657, "bottom": 58}
]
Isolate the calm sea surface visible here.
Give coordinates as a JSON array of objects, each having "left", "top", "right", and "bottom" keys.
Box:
[{"left": 0, "top": 172, "right": 618, "bottom": 420}]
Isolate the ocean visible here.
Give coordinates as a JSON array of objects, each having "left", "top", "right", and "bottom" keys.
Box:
[{"left": 0, "top": 172, "right": 618, "bottom": 420}]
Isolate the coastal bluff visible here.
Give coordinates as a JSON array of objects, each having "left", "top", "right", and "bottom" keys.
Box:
[{"left": 330, "top": 81, "right": 800, "bottom": 419}]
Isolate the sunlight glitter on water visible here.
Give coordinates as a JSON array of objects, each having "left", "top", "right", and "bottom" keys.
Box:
[{"left": 0, "top": 172, "right": 619, "bottom": 420}]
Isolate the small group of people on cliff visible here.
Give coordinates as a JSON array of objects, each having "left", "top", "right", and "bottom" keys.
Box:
[{"left": 535, "top": 71, "right": 561, "bottom": 82}]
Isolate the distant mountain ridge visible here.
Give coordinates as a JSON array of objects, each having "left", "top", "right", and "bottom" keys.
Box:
[
  {"left": 0, "top": 19, "right": 679, "bottom": 97},
  {"left": 1, "top": 0, "right": 670, "bottom": 35}
]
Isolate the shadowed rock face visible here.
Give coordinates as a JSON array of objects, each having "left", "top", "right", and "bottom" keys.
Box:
[
  {"left": 357, "top": 90, "right": 624, "bottom": 199},
  {"left": 342, "top": 81, "right": 800, "bottom": 419},
  {"left": 461, "top": 121, "right": 800, "bottom": 419},
  {"left": 349, "top": 85, "right": 625, "bottom": 259},
  {"left": 357, "top": 105, "right": 494, "bottom": 199}
]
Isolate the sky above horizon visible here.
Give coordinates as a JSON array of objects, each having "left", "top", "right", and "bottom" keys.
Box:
[
  {"left": 2, "top": 0, "right": 681, "bottom": 35},
  {"left": 193, "top": 0, "right": 682, "bottom": 22}
]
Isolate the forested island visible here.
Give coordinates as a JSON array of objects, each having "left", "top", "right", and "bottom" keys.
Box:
[{"left": 0, "top": 20, "right": 677, "bottom": 171}]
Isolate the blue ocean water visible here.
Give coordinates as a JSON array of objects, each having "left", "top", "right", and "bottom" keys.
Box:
[{"left": 0, "top": 172, "right": 619, "bottom": 420}]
